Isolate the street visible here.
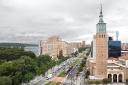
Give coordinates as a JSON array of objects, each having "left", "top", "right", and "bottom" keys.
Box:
[{"left": 22, "top": 56, "right": 78, "bottom": 85}]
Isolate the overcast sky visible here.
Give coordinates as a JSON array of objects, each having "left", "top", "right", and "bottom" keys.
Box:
[{"left": 0, "top": 0, "right": 128, "bottom": 44}]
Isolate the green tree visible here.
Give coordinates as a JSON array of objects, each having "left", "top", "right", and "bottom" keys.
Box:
[
  {"left": 0, "top": 54, "right": 60, "bottom": 85},
  {"left": 0, "top": 76, "right": 12, "bottom": 85},
  {"left": 12, "top": 72, "right": 22, "bottom": 85},
  {"left": 78, "top": 47, "right": 87, "bottom": 53},
  {"left": 22, "top": 73, "right": 34, "bottom": 83},
  {"left": 85, "top": 70, "right": 90, "bottom": 79},
  {"left": 0, "top": 47, "right": 36, "bottom": 61}
]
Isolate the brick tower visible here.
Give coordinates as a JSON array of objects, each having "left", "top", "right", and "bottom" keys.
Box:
[{"left": 95, "top": 4, "right": 108, "bottom": 79}]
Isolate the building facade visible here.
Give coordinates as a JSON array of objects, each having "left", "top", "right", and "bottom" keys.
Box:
[
  {"left": 87, "top": 4, "right": 128, "bottom": 82},
  {"left": 122, "top": 43, "right": 128, "bottom": 51},
  {"left": 39, "top": 36, "right": 69, "bottom": 59},
  {"left": 39, "top": 36, "right": 85, "bottom": 59}
]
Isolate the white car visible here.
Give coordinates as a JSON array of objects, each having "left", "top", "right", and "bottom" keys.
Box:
[{"left": 46, "top": 73, "right": 52, "bottom": 80}]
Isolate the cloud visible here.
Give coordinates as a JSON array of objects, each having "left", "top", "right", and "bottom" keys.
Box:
[{"left": 0, "top": 0, "right": 128, "bottom": 44}]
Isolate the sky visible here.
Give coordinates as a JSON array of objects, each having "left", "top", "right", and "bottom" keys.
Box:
[{"left": 0, "top": 0, "right": 128, "bottom": 44}]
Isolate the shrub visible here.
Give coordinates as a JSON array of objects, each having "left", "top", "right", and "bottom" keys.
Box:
[
  {"left": 86, "top": 79, "right": 102, "bottom": 84},
  {"left": 102, "top": 78, "right": 111, "bottom": 84}
]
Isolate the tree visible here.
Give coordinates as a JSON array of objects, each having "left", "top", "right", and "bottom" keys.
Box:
[
  {"left": 78, "top": 47, "right": 86, "bottom": 53},
  {"left": 12, "top": 72, "right": 22, "bottom": 85},
  {"left": 0, "top": 76, "right": 12, "bottom": 85},
  {"left": 85, "top": 70, "right": 90, "bottom": 79},
  {"left": 0, "top": 54, "right": 59, "bottom": 85},
  {"left": 36, "top": 55, "right": 56, "bottom": 75},
  {"left": 0, "top": 47, "right": 36, "bottom": 61},
  {"left": 22, "top": 73, "right": 34, "bottom": 83}
]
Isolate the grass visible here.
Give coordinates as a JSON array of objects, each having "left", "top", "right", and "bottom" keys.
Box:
[
  {"left": 70, "top": 59, "right": 81, "bottom": 67},
  {"left": 45, "top": 81, "right": 60, "bottom": 85},
  {"left": 58, "top": 71, "right": 66, "bottom": 77}
]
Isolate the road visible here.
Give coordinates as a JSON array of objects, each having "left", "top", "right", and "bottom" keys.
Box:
[
  {"left": 22, "top": 57, "right": 77, "bottom": 85},
  {"left": 62, "top": 55, "right": 85, "bottom": 85},
  {"left": 22, "top": 49, "right": 90, "bottom": 85},
  {"left": 62, "top": 50, "right": 89, "bottom": 85}
]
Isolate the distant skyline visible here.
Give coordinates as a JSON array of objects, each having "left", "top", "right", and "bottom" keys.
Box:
[{"left": 0, "top": 0, "right": 128, "bottom": 44}]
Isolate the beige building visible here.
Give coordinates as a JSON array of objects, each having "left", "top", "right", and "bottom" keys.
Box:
[
  {"left": 39, "top": 36, "right": 85, "bottom": 59},
  {"left": 88, "top": 57, "right": 128, "bottom": 82},
  {"left": 39, "top": 36, "right": 70, "bottom": 59},
  {"left": 122, "top": 43, "right": 128, "bottom": 50}
]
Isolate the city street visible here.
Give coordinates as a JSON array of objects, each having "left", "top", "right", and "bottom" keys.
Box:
[
  {"left": 22, "top": 49, "right": 90, "bottom": 85},
  {"left": 22, "top": 57, "right": 78, "bottom": 85},
  {"left": 62, "top": 51, "right": 88, "bottom": 85}
]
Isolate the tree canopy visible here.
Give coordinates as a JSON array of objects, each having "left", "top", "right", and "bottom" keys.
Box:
[
  {"left": 0, "top": 47, "right": 36, "bottom": 61},
  {"left": 0, "top": 48, "right": 66, "bottom": 85}
]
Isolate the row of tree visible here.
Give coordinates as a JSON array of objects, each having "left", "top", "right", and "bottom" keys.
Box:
[
  {"left": 0, "top": 55, "right": 58, "bottom": 85},
  {"left": 0, "top": 48, "right": 36, "bottom": 61},
  {"left": 0, "top": 47, "right": 65, "bottom": 85},
  {"left": 78, "top": 47, "right": 87, "bottom": 53},
  {"left": 78, "top": 57, "right": 87, "bottom": 73}
]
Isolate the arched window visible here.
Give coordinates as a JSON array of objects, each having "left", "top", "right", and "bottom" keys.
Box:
[
  {"left": 113, "top": 74, "right": 117, "bottom": 82},
  {"left": 118, "top": 74, "right": 123, "bottom": 82},
  {"left": 108, "top": 74, "right": 112, "bottom": 81}
]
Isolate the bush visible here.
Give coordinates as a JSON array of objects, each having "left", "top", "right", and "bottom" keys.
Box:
[
  {"left": 102, "top": 78, "right": 111, "bottom": 84},
  {"left": 86, "top": 80, "right": 102, "bottom": 84},
  {"left": 0, "top": 76, "right": 12, "bottom": 85},
  {"left": 95, "top": 80, "right": 102, "bottom": 84}
]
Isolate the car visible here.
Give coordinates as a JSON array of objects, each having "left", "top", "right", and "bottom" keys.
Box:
[{"left": 46, "top": 73, "right": 52, "bottom": 80}]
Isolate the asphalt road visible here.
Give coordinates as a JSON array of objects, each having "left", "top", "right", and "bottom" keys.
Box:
[{"left": 25, "top": 57, "right": 77, "bottom": 85}]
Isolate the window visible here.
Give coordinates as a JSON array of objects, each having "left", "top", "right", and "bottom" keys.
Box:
[
  {"left": 48, "top": 44, "right": 53, "bottom": 50},
  {"left": 104, "top": 35, "right": 105, "bottom": 38}
]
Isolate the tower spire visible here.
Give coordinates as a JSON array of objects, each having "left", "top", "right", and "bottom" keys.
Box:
[
  {"left": 99, "top": 0, "right": 104, "bottom": 22},
  {"left": 100, "top": 3, "right": 103, "bottom": 17},
  {"left": 96, "top": 0, "right": 106, "bottom": 33}
]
